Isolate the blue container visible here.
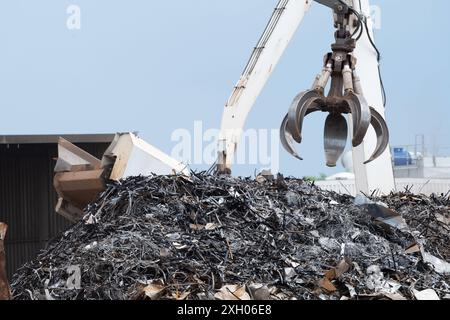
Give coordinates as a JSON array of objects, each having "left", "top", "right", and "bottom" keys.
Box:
[{"left": 393, "top": 148, "right": 412, "bottom": 166}]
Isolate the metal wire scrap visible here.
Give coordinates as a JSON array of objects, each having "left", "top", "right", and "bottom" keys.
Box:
[{"left": 10, "top": 174, "right": 450, "bottom": 301}]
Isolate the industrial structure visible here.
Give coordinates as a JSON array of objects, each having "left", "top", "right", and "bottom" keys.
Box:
[
  {"left": 317, "top": 137, "right": 450, "bottom": 196},
  {"left": 0, "top": 0, "right": 412, "bottom": 280},
  {"left": 392, "top": 139, "right": 450, "bottom": 179},
  {"left": 0, "top": 0, "right": 448, "bottom": 301}
]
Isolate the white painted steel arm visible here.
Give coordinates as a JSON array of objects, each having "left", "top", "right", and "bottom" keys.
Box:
[
  {"left": 350, "top": 0, "right": 396, "bottom": 194},
  {"left": 217, "top": 0, "right": 312, "bottom": 173}
]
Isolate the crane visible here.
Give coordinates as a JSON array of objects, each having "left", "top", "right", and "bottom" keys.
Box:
[
  {"left": 51, "top": 0, "right": 396, "bottom": 223},
  {"left": 216, "top": 0, "right": 395, "bottom": 195}
]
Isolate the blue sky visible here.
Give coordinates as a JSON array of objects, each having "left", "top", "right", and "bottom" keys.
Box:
[{"left": 0, "top": 0, "right": 449, "bottom": 177}]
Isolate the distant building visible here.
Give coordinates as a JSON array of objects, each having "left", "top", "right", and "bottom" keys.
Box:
[
  {"left": 317, "top": 140, "right": 450, "bottom": 196},
  {"left": 393, "top": 147, "right": 450, "bottom": 179}
]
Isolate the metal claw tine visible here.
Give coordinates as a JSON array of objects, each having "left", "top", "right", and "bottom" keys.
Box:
[
  {"left": 280, "top": 114, "right": 303, "bottom": 160},
  {"left": 344, "top": 96, "right": 361, "bottom": 144},
  {"left": 345, "top": 92, "right": 371, "bottom": 147},
  {"left": 281, "top": 107, "right": 321, "bottom": 160},
  {"left": 324, "top": 113, "right": 348, "bottom": 167},
  {"left": 364, "top": 107, "right": 390, "bottom": 164},
  {"left": 287, "top": 90, "right": 321, "bottom": 143}
]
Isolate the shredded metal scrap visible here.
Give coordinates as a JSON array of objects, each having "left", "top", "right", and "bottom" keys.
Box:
[{"left": 11, "top": 174, "right": 450, "bottom": 300}]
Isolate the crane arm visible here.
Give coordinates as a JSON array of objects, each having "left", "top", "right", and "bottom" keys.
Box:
[{"left": 217, "top": 0, "right": 312, "bottom": 174}]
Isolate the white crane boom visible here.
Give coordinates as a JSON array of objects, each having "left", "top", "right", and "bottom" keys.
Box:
[{"left": 217, "top": 0, "right": 312, "bottom": 174}]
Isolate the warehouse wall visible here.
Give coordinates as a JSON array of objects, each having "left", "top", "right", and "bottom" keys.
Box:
[{"left": 0, "top": 143, "right": 109, "bottom": 278}]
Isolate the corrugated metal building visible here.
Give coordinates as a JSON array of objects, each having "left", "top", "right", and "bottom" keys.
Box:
[{"left": 0, "top": 134, "right": 114, "bottom": 278}]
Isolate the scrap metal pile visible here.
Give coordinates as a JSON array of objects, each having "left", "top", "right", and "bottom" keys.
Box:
[{"left": 11, "top": 174, "right": 450, "bottom": 300}]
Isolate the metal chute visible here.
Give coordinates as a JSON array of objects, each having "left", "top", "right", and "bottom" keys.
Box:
[{"left": 54, "top": 133, "right": 190, "bottom": 222}]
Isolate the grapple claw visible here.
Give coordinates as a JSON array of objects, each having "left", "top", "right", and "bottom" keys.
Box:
[
  {"left": 324, "top": 113, "right": 348, "bottom": 167},
  {"left": 344, "top": 92, "right": 371, "bottom": 147},
  {"left": 364, "top": 107, "right": 390, "bottom": 164},
  {"left": 279, "top": 6, "right": 390, "bottom": 168}
]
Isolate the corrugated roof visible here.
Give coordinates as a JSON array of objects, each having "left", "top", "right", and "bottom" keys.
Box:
[{"left": 0, "top": 134, "right": 115, "bottom": 145}]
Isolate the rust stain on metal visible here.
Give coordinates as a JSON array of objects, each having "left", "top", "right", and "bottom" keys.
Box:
[{"left": 0, "top": 222, "right": 11, "bottom": 300}]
